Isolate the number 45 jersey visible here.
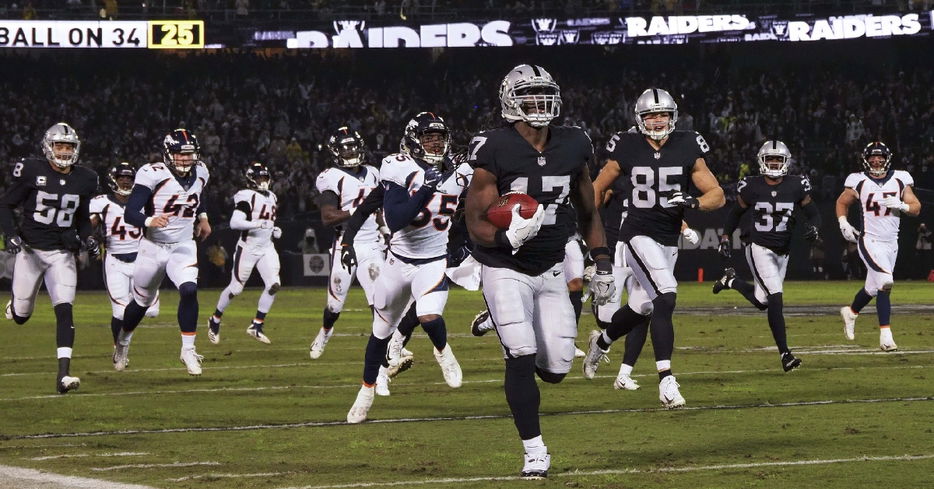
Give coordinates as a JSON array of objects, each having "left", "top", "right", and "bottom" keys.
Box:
[
  {"left": 1, "top": 157, "right": 98, "bottom": 250},
  {"left": 134, "top": 161, "right": 209, "bottom": 243},
  {"left": 737, "top": 174, "right": 811, "bottom": 254}
]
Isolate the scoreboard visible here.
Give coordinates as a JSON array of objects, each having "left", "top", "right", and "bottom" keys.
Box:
[{"left": 0, "top": 20, "right": 204, "bottom": 49}]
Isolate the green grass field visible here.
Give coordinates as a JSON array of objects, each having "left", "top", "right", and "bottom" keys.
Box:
[{"left": 0, "top": 281, "right": 932, "bottom": 489}]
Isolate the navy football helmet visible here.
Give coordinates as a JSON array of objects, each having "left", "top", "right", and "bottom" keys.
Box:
[
  {"left": 861, "top": 141, "right": 892, "bottom": 178},
  {"left": 400, "top": 112, "right": 450, "bottom": 167},
  {"left": 327, "top": 127, "right": 366, "bottom": 168},
  {"left": 246, "top": 162, "right": 272, "bottom": 190},
  {"left": 162, "top": 128, "right": 200, "bottom": 176},
  {"left": 108, "top": 162, "right": 136, "bottom": 196}
]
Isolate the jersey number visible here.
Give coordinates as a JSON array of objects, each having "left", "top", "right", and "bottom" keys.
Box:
[
  {"left": 110, "top": 215, "right": 141, "bottom": 240},
  {"left": 753, "top": 202, "right": 794, "bottom": 232},
  {"left": 509, "top": 176, "right": 571, "bottom": 225},
  {"left": 33, "top": 191, "right": 79, "bottom": 227},
  {"left": 630, "top": 166, "right": 683, "bottom": 209},
  {"left": 162, "top": 194, "right": 199, "bottom": 217},
  {"left": 865, "top": 192, "right": 897, "bottom": 217},
  {"left": 257, "top": 204, "right": 277, "bottom": 221},
  {"left": 412, "top": 194, "right": 458, "bottom": 231}
]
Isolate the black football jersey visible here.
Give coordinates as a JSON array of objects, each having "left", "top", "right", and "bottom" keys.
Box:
[
  {"left": 608, "top": 129, "right": 709, "bottom": 246},
  {"left": 737, "top": 175, "right": 811, "bottom": 254},
  {"left": 469, "top": 124, "right": 592, "bottom": 276},
  {"left": 0, "top": 157, "right": 98, "bottom": 250}
]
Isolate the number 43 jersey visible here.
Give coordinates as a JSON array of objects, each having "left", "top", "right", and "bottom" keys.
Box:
[
  {"left": 1, "top": 157, "right": 98, "bottom": 250},
  {"left": 89, "top": 194, "right": 142, "bottom": 255},
  {"left": 738, "top": 175, "right": 811, "bottom": 254},
  {"left": 135, "top": 161, "right": 209, "bottom": 243}
]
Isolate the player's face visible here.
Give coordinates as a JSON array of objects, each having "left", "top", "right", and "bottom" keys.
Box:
[
  {"left": 169, "top": 152, "right": 196, "bottom": 174},
  {"left": 642, "top": 112, "right": 671, "bottom": 133},
  {"left": 867, "top": 155, "right": 886, "bottom": 171},
  {"left": 116, "top": 175, "right": 133, "bottom": 192},
  {"left": 763, "top": 155, "right": 785, "bottom": 173},
  {"left": 419, "top": 132, "right": 446, "bottom": 155},
  {"left": 517, "top": 86, "right": 549, "bottom": 114},
  {"left": 255, "top": 175, "right": 270, "bottom": 187},
  {"left": 52, "top": 142, "right": 76, "bottom": 161},
  {"left": 338, "top": 143, "right": 359, "bottom": 161}
]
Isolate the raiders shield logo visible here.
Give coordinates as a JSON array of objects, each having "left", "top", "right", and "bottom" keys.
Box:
[{"left": 771, "top": 191, "right": 777, "bottom": 197}]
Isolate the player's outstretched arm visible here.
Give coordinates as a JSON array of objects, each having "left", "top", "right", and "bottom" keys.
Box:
[
  {"left": 592, "top": 159, "right": 620, "bottom": 209},
  {"left": 691, "top": 158, "right": 725, "bottom": 211},
  {"left": 465, "top": 167, "right": 501, "bottom": 247}
]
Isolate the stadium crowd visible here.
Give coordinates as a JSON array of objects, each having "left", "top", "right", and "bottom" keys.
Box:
[{"left": 0, "top": 46, "right": 931, "bottom": 224}]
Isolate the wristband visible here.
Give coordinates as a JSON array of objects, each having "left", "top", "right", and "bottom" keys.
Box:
[
  {"left": 144, "top": 217, "right": 153, "bottom": 227},
  {"left": 198, "top": 212, "right": 209, "bottom": 222},
  {"left": 589, "top": 246, "right": 611, "bottom": 261}
]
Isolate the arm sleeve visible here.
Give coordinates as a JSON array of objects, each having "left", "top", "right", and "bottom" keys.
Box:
[
  {"left": 0, "top": 185, "right": 30, "bottom": 238},
  {"left": 383, "top": 182, "right": 434, "bottom": 233},
  {"left": 723, "top": 202, "right": 747, "bottom": 236},
  {"left": 341, "top": 185, "right": 384, "bottom": 245},
  {"left": 230, "top": 200, "right": 259, "bottom": 230},
  {"left": 123, "top": 184, "right": 152, "bottom": 228},
  {"left": 801, "top": 200, "right": 821, "bottom": 228}
]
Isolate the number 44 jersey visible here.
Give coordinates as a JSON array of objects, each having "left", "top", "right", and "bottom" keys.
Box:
[
  {"left": 737, "top": 174, "right": 811, "bottom": 254},
  {"left": 134, "top": 161, "right": 209, "bottom": 243},
  {"left": 1, "top": 157, "right": 98, "bottom": 250}
]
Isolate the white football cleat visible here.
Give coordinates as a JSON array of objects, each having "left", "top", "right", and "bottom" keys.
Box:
[
  {"left": 574, "top": 346, "right": 586, "bottom": 358},
  {"left": 375, "top": 366, "right": 391, "bottom": 397},
  {"left": 207, "top": 316, "right": 221, "bottom": 344},
  {"left": 246, "top": 323, "right": 271, "bottom": 344},
  {"left": 112, "top": 342, "right": 130, "bottom": 372},
  {"left": 180, "top": 347, "right": 204, "bottom": 376},
  {"left": 387, "top": 347, "right": 414, "bottom": 378},
  {"left": 659, "top": 375, "right": 685, "bottom": 409},
  {"left": 840, "top": 306, "right": 857, "bottom": 341},
  {"left": 309, "top": 327, "right": 334, "bottom": 359},
  {"left": 434, "top": 344, "right": 462, "bottom": 388},
  {"left": 4, "top": 300, "right": 12, "bottom": 320},
  {"left": 347, "top": 385, "right": 375, "bottom": 424},
  {"left": 57, "top": 375, "right": 80, "bottom": 394},
  {"left": 386, "top": 330, "right": 407, "bottom": 367},
  {"left": 613, "top": 368, "right": 640, "bottom": 391},
  {"left": 582, "top": 330, "right": 609, "bottom": 380},
  {"left": 521, "top": 452, "right": 550, "bottom": 479},
  {"left": 879, "top": 328, "right": 898, "bottom": 351},
  {"left": 470, "top": 310, "right": 495, "bottom": 337}
]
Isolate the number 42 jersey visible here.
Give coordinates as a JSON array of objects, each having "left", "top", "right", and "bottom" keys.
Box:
[{"left": 134, "top": 162, "right": 210, "bottom": 243}]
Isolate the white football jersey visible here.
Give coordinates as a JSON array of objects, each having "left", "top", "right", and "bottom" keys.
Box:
[
  {"left": 135, "top": 162, "right": 210, "bottom": 243},
  {"left": 315, "top": 165, "right": 380, "bottom": 243},
  {"left": 844, "top": 170, "right": 914, "bottom": 240},
  {"left": 89, "top": 194, "right": 142, "bottom": 255},
  {"left": 380, "top": 154, "right": 472, "bottom": 259},
  {"left": 232, "top": 188, "right": 278, "bottom": 247}
]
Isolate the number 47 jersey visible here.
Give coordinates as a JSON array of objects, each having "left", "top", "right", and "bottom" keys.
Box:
[{"left": 134, "top": 162, "right": 209, "bottom": 243}]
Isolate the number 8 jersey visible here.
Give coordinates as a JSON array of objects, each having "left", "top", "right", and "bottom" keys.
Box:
[{"left": 134, "top": 161, "right": 210, "bottom": 243}]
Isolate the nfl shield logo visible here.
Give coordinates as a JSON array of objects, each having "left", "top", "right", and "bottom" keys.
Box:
[
  {"left": 60, "top": 179, "right": 66, "bottom": 185},
  {"left": 654, "top": 152, "right": 661, "bottom": 160},
  {"left": 771, "top": 191, "right": 777, "bottom": 197},
  {"left": 537, "top": 156, "right": 546, "bottom": 166}
]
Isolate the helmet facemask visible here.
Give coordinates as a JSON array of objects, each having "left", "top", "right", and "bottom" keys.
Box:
[
  {"left": 327, "top": 128, "right": 366, "bottom": 168},
  {"left": 757, "top": 140, "right": 792, "bottom": 178},
  {"left": 500, "top": 65, "right": 562, "bottom": 128},
  {"left": 861, "top": 142, "right": 892, "bottom": 178},
  {"left": 246, "top": 164, "right": 272, "bottom": 190},
  {"left": 634, "top": 89, "right": 679, "bottom": 141},
  {"left": 42, "top": 123, "right": 81, "bottom": 169},
  {"left": 108, "top": 163, "right": 137, "bottom": 196},
  {"left": 401, "top": 114, "right": 450, "bottom": 167}
]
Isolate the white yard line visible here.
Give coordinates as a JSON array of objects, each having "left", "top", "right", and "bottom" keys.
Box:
[
  {"left": 0, "top": 463, "right": 158, "bottom": 489},
  {"left": 166, "top": 471, "right": 294, "bottom": 482},
  {"left": 91, "top": 461, "right": 221, "bottom": 472},
  {"left": 28, "top": 452, "right": 148, "bottom": 461}
]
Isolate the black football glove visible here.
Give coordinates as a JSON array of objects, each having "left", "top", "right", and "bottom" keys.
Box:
[
  {"left": 5, "top": 235, "right": 23, "bottom": 254},
  {"left": 83, "top": 236, "right": 101, "bottom": 258},
  {"left": 717, "top": 235, "right": 732, "bottom": 259},
  {"left": 422, "top": 167, "right": 442, "bottom": 191},
  {"left": 340, "top": 242, "right": 357, "bottom": 270},
  {"left": 664, "top": 190, "right": 699, "bottom": 209},
  {"left": 447, "top": 244, "right": 470, "bottom": 268},
  {"left": 804, "top": 225, "right": 820, "bottom": 243}
]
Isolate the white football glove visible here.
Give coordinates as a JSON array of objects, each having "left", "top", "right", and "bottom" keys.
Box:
[
  {"left": 681, "top": 227, "right": 700, "bottom": 245},
  {"left": 838, "top": 216, "right": 860, "bottom": 243},
  {"left": 259, "top": 220, "right": 273, "bottom": 230},
  {"left": 504, "top": 204, "right": 545, "bottom": 249},
  {"left": 272, "top": 226, "right": 282, "bottom": 239},
  {"left": 590, "top": 269, "right": 616, "bottom": 306},
  {"left": 582, "top": 264, "right": 597, "bottom": 283},
  {"left": 878, "top": 196, "right": 909, "bottom": 213}
]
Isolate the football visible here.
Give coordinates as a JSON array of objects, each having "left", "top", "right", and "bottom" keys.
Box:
[{"left": 486, "top": 192, "right": 539, "bottom": 229}]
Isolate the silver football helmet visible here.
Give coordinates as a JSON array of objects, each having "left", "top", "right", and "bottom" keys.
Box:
[
  {"left": 634, "top": 88, "right": 678, "bottom": 141},
  {"left": 757, "top": 140, "right": 792, "bottom": 178},
  {"left": 42, "top": 122, "right": 81, "bottom": 169},
  {"left": 499, "top": 64, "right": 561, "bottom": 128}
]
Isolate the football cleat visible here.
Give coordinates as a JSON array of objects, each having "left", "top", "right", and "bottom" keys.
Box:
[
  {"left": 375, "top": 366, "right": 391, "bottom": 397},
  {"left": 613, "top": 367, "right": 640, "bottom": 391},
  {"left": 470, "top": 310, "right": 495, "bottom": 337},
  {"left": 347, "top": 385, "right": 375, "bottom": 424},
  {"left": 386, "top": 330, "right": 407, "bottom": 367},
  {"left": 879, "top": 328, "right": 897, "bottom": 352},
  {"left": 207, "top": 316, "right": 221, "bottom": 344},
  {"left": 387, "top": 348, "right": 414, "bottom": 378},
  {"left": 659, "top": 375, "right": 686, "bottom": 409},
  {"left": 4, "top": 300, "right": 11, "bottom": 320},
  {"left": 246, "top": 322, "right": 271, "bottom": 344},
  {"left": 840, "top": 306, "right": 857, "bottom": 341},
  {"left": 112, "top": 342, "right": 130, "bottom": 372},
  {"left": 521, "top": 452, "right": 550, "bottom": 479},
  {"left": 434, "top": 344, "right": 462, "bottom": 388},
  {"left": 180, "top": 347, "right": 204, "bottom": 376},
  {"left": 712, "top": 267, "right": 735, "bottom": 294},
  {"left": 582, "top": 330, "right": 609, "bottom": 380},
  {"left": 781, "top": 352, "right": 802, "bottom": 372},
  {"left": 574, "top": 345, "right": 586, "bottom": 358},
  {"left": 309, "top": 327, "right": 334, "bottom": 359},
  {"left": 57, "top": 375, "right": 80, "bottom": 394}
]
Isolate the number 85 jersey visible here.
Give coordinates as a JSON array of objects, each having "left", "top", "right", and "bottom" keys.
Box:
[{"left": 135, "top": 162, "right": 209, "bottom": 243}]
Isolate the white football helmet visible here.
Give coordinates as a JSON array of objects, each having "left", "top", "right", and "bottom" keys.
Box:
[
  {"left": 42, "top": 122, "right": 81, "bottom": 169},
  {"left": 757, "top": 140, "right": 792, "bottom": 178},
  {"left": 499, "top": 64, "right": 561, "bottom": 128},
  {"left": 634, "top": 88, "right": 678, "bottom": 141}
]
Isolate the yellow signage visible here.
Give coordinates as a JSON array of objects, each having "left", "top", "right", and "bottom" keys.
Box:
[{"left": 147, "top": 20, "right": 204, "bottom": 49}]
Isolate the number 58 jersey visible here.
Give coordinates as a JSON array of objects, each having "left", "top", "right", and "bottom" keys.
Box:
[
  {"left": 88, "top": 194, "right": 142, "bottom": 255},
  {"left": 135, "top": 162, "right": 210, "bottom": 243}
]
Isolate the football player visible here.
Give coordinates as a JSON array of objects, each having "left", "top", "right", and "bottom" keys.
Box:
[
  {"left": 347, "top": 112, "right": 468, "bottom": 423},
  {"left": 113, "top": 129, "right": 212, "bottom": 376},
  {"left": 89, "top": 162, "right": 160, "bottom": 366},
  {"left": 1, "top": 122, "right": 99, "bottom": 393},
  {"left": 585, "top": 88, "right": 724, "bottom": 409},
  {"left": 836, "top": 142, "right": 920, "bottom": 350},
  {"left": 207, "top": 162, "right": 281, "bottom": 344},
  {"left": 310, "top": 127, "right": 382, "bottom": 360},
  {"left": 464, "top": 65, "right": 615, "bottom": 479},
  {"left": 711, "top": 140, "right": 821, "bottom": 372}
]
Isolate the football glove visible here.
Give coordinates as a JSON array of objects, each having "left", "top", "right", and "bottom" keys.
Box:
[
  {"left": 83, "top": 236, "right": 101, "bottom": 258},
  {"left": 272, "top": 226, "right": 282, "bottom": 239},
  {"left": 681, "top": 227, "right": 700, "bottom": 245},
  {"left": 838, "top": 216, "right": 860, "bottom": 243},
  {"left": 447, "top": 244, "right": 470, "bottom": 268},
  {"left": 717, "top": 235, "right": 732, "bottom": 258},
  {"left": 504, "top": 204, "right": 545, "bottom": 249},
  {"left": 878, "top": 196, "right": 909, "bottom": 213},
  {"left": 664, "top": 190, "right": 699, "bottom": 209},
  {"left": 421, "top": 167, "right": 442, "bottom": 191},
  {"left": 259, "top": 220, "right": 274, "bottom": 230},
  {"left": 590, "top": 258, "right": 616, "bottom": 306},
  {"left": 804, "top": 225, "right": 820, "bottom": 242},
  {"left": 5, "top": 235, "right": 22, "bottom": 254},
  {"left": 340, "top": 242, "right": 357, "bottom": 270}
]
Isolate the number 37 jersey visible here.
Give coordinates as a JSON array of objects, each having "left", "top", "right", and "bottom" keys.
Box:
[
  {"left": 89, "top": 194, "right": 142, "bottom": 255},
  {"left": 135, "top": 162, "right": 210, "bottom": 243},
  {"left": 738, "top": 175, "right": 810, "bottom": 254}
]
